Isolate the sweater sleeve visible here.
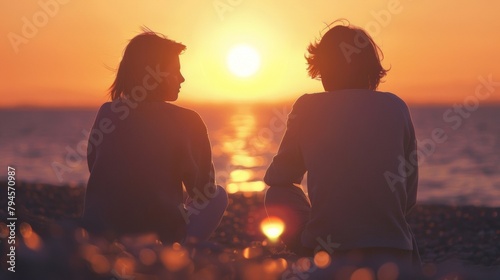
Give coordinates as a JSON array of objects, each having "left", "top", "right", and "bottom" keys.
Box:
[
  {"left": 390, "top": 95, "right": 419, "bottom": 215},
  {"left": 405, "top": 115, "right": 419, "bottom": 215},
  {"left": 181, "top": 111, "right": 216, "bottom": 199},
  {"left": 87, "top": 103, "right": 110, "bottom": 172},
  {"left": 264, "top": 95, "right": 307, "bottom": 187}
]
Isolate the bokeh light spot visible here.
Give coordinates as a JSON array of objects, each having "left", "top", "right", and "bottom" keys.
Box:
[
  {"left": 242, "top": 246, "right": 264, "bottom": 259},
  {"left": 314, "top": 251, "right": 331, "bottom": 269},
  {"left": 260, "top": 216, "right": 285, "bottom": 242},
  {"left": 377, "top": 262, "right": 399, "bottom": 280},
  {"left": 20, "top": 223, "right": 32, "bottom": 238},
  {"left": 296, "top": 257, "right": 311, "bottom": 272},
  {"left": 0, "top": 223, "right": 8, "bottom": 238},
  {"left": 90, "top": 254, "right": 111, "bottom": 274},
  {"left": 160, "top": 243, "right": 190, "bottom": 271},
  {"left": 139, "top": 248, "right": 157, "bottom": 266},
  {"left": 350, "top": 267, "right": 375, "bottom": 280},
  {"left": 113, "top": 257, "right": 136, "bottom": 278}
]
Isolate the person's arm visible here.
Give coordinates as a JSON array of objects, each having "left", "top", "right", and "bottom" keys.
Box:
[
  {"left": 182, "top": 111, "right": 216, "bottom": 199},
  {"left": 264, "top": 96, "right": 307, "bottom": 188},
  {"left": 405, "top": 113, "right": 419, "bottom": 215},
  {"left": 87, "top": 105, "right": 107, "bottom": 172}
]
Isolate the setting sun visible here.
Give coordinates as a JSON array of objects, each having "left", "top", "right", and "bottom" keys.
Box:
[{"left": 226, "top": 44, "right": 261, "bottom": 78}]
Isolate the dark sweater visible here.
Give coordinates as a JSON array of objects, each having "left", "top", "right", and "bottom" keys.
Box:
[
  {"left": 82, "top": 100, "right": 215, "bottom": 242},
  {"left": 265, "top": 89, "right": 418, "bottom": 250}
]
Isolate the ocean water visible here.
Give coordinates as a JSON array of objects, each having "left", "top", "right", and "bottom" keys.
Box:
[{"left": 1, "top": 103, "right": 499, "bottom": 206}]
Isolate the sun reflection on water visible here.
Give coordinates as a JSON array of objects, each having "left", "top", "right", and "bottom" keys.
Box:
[
  {"left": 231, "top": 154, "right": 265, "bottom": 168},
  {"left": 230, "top": 169, "right": 253, "bottom": 182},
  {"left": 215, "top": 109, "right": 271, "bottom": 193}
]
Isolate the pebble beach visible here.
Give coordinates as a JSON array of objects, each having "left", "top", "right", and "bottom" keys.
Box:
[{"left": 1, "top": 181, "right": 500, "bottom": 280}]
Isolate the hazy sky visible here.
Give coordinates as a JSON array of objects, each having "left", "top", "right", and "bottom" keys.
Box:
[{"left": 1, "top": 0, "right": 499, "bottom": 107}]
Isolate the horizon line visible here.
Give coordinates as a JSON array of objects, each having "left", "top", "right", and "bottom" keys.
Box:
[{"left": 2, "top": 100, "right": 500, "bottom": 110}]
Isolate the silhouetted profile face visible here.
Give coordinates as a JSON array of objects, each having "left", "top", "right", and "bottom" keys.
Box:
[
  {"left": 306, "top": 22, "right": 388, "bottom": 91},
  {"left": 109, "top": 30, "right": 186, "bottom": 102},
  {"left": 157, "top": 55, "right": 185, "bottom": 101}
]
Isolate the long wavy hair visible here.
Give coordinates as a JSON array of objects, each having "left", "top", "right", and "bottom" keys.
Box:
[{"left": 109, "top": 28, "right": 186, "bottom": 100}]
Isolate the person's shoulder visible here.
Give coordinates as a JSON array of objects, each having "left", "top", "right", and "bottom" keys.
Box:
[
  {"left": 98, "top": 102, "right": 113, "bottom": 110},
  {"left": 376, "top": 91, "right": 414, "bottom": 121},
  {"left": 167, "top": 103, "right": 207, "bottom": 131},
  {"left": 292, "top": 92, "right": 323, "bottom": 107},
  {"left": 292, "top": 91, "right": 336, "bottom": 112},
  {"left": 378, "top": 91, "right": 404, "bottom": 102},
  {"left": 94, "top": 102, "right": 114, "bottom": 117},
  {"left": 296, "top": 92, "right": 328, "bottom": 100},
  {"left": 377, "top": 91, "right": 410, "bottom": 109},
  {"left": 167, "top": 103, "right": 203, "bottom": 120}
]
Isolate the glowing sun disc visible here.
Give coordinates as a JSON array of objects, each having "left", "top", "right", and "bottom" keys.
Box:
[{"left": 226, "top": 44, "right": 261, "bottom": 78}]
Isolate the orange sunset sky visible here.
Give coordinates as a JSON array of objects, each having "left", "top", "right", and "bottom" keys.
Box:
[{"left": 1, "top": 0, "right": 499, "bottom": 107}]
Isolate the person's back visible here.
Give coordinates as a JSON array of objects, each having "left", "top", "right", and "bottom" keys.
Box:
[
  {"left": 84, "top": 101, "right": 211, "bottom": 241},
  {"left": 280, "top": 89, "right": 416, "bottom": 250}
]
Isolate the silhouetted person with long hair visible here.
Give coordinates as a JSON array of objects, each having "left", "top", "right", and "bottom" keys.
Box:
[
  {"left": 264, "top": 21, "right": 421, "bottom": 278},
  {"left": 82, "top": 29, "right": 228, "bottom": 244}
]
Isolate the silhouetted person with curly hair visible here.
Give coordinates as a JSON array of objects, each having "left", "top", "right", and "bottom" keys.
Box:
[{"left": 264, "top": 21, "right": 421, "bottom": 278}]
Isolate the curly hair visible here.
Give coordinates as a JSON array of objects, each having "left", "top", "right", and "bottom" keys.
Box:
[{"left": 306, "top": 20, "right": 388, "bottom": 90}]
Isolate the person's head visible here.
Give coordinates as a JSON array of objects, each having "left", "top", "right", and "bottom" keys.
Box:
[
  {"left": 110, "top": 28, "right": 186, "bottom": 102},
  {"left": 306, "top": 20, "right": 388, "bottom": 91}
]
